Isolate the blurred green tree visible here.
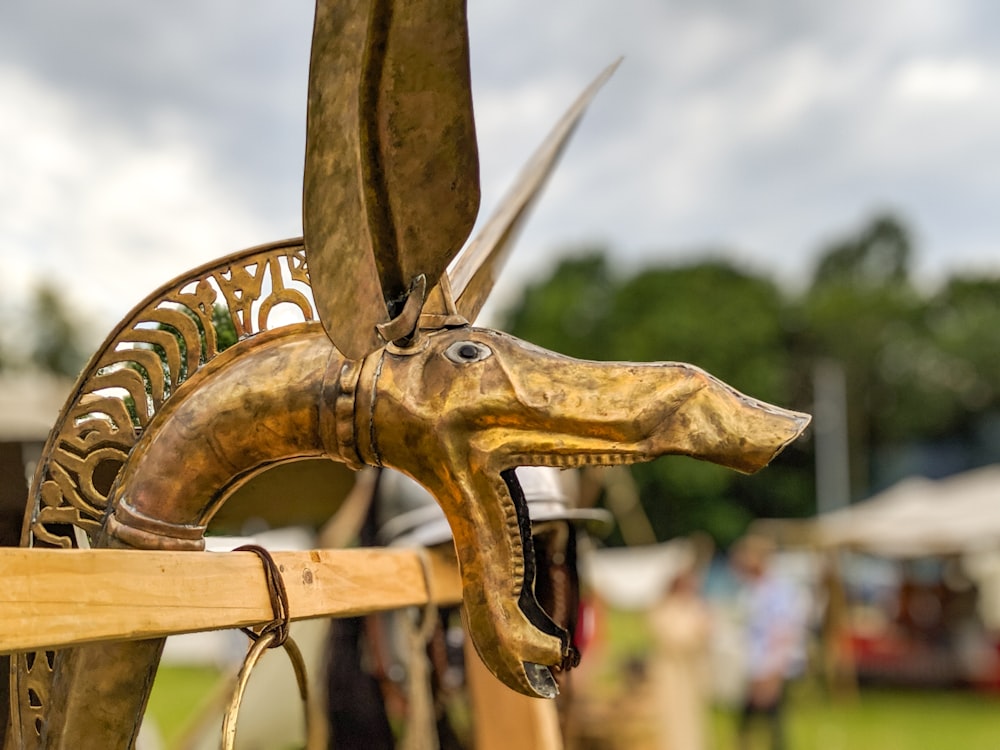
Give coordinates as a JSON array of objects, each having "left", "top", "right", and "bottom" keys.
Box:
[
  {"left": 796, "top": 214, "right": 923, "bottom": 495},
  {"left": 923, "top": 277, "right": 1000, "bottom": 430},
  {"left": 28, "top": 282, "right": 89, "bottom": 378},
  {"left": 795, "top": 214, "right": 1000, "bottom": 492},
  {"left": 503, "top": 250, "right": 614, "bottom": 361}
]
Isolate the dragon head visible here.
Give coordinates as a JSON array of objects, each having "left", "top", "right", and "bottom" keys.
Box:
[{"left": 347, "top": 325, "right": 809, "bottom": 695}]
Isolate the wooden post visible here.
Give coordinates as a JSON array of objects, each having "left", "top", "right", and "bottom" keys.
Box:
[{"left": 464, "top": 630, "right": 563, "bottom": 750}]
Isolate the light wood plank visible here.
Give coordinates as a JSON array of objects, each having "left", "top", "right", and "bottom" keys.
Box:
[
  {"left": 0, "top": 547, "right": 461, "bottom": 654},
  {"left": 464, "top": 629, "right": 564, "bottom": 750}
]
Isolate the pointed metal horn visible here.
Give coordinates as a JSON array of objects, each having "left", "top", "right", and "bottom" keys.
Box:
[
  {"left": 447, "top": 59, "right": 621, "bottom": 324},
  {"left": 303, "top": 0, "right": 480, "bottom": 359}
]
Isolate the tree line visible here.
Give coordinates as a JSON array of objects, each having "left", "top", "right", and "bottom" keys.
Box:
[{"left": 0, "top": 284, "right": 90, "bottom": 378}]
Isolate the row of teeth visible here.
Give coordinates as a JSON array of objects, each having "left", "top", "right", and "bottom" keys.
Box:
[
  {"left": 514, "top": 452, "right": 643, "bottom": 468},
  {"left": 503, "top": 492, "right": 525, "bottom": 598},
  {"left": 502, "top": 453, "right": 643, "bottom": 597}
]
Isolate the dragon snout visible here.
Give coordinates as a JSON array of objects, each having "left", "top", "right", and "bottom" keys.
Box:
[{"left": 648, "top": 372, "right": 811, "bottom": 473}]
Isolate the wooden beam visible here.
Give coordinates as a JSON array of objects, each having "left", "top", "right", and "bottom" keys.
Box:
[
  {"left": 0, "top": 547, "right": 462, "bottom": 654},
  {"left": 464, "top": 631, "right": 564, "bottom": 750}
]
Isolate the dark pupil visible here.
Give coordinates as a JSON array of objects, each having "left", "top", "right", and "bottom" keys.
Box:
[{"left": 458, "top": 344, "right": 479, "bottom": 360}]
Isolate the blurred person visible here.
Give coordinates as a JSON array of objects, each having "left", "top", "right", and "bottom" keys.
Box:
[
  {"left": 648, "top": 557, "right": 713, "bottom": 750},
  {"left": 731, "top": 534, "right": 807, "bottom": 750}
]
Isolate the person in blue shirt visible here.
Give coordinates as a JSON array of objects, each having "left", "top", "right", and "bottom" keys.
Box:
[{"left": 732, "top": 534, "right": 808, "bottom": 750}]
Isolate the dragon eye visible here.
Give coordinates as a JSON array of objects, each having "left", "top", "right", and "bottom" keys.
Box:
[{"left": 444, "top": 340, "right": 493, "bottom": 364}]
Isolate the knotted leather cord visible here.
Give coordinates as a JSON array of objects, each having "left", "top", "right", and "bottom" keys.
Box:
[
  {"left": 400, "top": 548, "right": 439, "bottom": 750},
  {"left": 413, "top": 548, "right": 439, "bottom": 644},
  {"left": 222, "top": 544, "right": 312, "bottom": 750},
  {"left": 234, "top": 544, "right": 291, "bottom": 646}
]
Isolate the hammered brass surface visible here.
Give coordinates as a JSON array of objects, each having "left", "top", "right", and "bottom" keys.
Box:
[
  {"left": 302, "top": 0, "right": 389, "bottom": 360},
  {"left": 104, "top": 323, "right": 335, "bottom": 546},
  {"left": 304, "top": 0, "right": 479, "bottom": 360},
  {"left": 13, "top": 0, "right": 811, "bottom": 744}
]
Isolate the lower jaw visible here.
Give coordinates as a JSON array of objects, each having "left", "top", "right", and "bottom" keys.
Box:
[{"left": 523, "top": 661, "right": 559, "bottom": 698}]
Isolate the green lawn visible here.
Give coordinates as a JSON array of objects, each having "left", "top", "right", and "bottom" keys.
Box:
[
  {"left": 145, "top": 662, "right": 1000, "bottom": 750},
  {"left": 604, "top": 606, "right": 1000, "bottom": 750},
  {"left": 146, "top": 664, "right": 224, "bottom": 747},
  {"left": 711, "top": 683, "right": 1000, "bottom": 750}
]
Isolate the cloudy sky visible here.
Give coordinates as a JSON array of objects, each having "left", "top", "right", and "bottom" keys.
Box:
[{"left": 2, "top": 0, "right": 999, "bottom": 341}]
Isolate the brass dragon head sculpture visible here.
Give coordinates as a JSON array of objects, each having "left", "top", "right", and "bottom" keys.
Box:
[{"left": 13, "top": 0, "right": 809, "bottom": 745}]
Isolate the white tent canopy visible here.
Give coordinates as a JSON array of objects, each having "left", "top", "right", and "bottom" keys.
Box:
[
  {"left": 813, "top": 465, "right": 1000, "bottom": 557},
  {"left": 582, "top": 538, "right": 696, "bottom": 610}
]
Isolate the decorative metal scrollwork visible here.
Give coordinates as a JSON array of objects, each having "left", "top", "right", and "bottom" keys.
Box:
[{"left": 18, "top": 239, "right": 312, "bottom": 741}]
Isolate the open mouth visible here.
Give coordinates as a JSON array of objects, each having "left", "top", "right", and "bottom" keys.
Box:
[{"left": 500, "top": 467, "right": 580, "bottom": 696}]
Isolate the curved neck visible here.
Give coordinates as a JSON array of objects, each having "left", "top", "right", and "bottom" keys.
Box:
[{"left": 103, "top": 323, "right": 347, "bottom": 550}]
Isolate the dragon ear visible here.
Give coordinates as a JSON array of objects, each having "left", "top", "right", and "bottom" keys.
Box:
[
  {"left": 446, "top": 59, "right": 621, "bottom": 324},
  {"left": 303, "top": 0, "right": 481, "bottom": 359}
]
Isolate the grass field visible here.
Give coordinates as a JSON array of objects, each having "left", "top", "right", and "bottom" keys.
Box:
[
  {"left": 146, "top": 664, "right": 224, "bottom": 747},
  {"left": 144, "top": 603, "right": 1000, "bottom": 750},
  {"left": 596, "top": 606, "right": 1000, "bottom": 750},
  {"left": 146, "top": 663, "right": 1000, "bottom": 750},
  {"left": 714, "top": 684, "right": 1000, "bottom": 750}
]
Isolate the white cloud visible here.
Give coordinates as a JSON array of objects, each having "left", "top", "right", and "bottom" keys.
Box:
[
  {"left": 0, "top": 65, "right": 277, "bottom": 330},
  {"left": 893, "top": 58, "right": 991, "bottom": 103},
  {"left": 4, "top": 0, "right": 1000, "bottom": 339}
]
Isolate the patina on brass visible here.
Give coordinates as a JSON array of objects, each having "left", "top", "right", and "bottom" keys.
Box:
[
  {"left": 13, "top": 0, "right": 809, "bottom": 746},
  {"left": 304, "top": 0, "right": 480, "bottom": 359}
]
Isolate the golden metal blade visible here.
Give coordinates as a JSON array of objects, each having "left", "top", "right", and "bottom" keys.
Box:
[
  {"left": 449, "top": 59, "right": 621, "bottom": 323},
  {"left": 304, "top": 0, "right": 480, "bottom": 359},
  {"left": 303, "top": 0, "right": 387, "bottom": 360}
]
